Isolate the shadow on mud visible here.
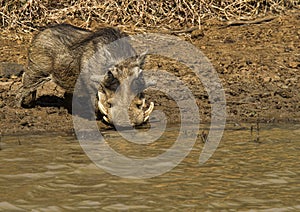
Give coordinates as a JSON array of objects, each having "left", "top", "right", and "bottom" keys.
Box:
[{"left": 36, "top": 95, "right": 65, "bottom": 108}]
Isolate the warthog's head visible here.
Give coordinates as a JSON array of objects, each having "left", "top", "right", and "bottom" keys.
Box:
[{"left": 96, "top": 53, "right": 154, "bottom": 127}]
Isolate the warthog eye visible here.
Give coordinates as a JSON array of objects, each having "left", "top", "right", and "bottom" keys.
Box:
[
  {"left": 104, "top": 70, "right": 120, "bottom": 91},
  {"left": 137, "top": 93, "right": 145, "bottom": 99}
]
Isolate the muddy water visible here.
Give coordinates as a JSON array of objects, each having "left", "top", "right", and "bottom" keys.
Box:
[{"left": 0, "top": 124, "right": 299, "bottom": 211}]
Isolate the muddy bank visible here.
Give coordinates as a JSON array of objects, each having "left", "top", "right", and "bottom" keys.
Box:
[{"left": 0, "top": 12, "right": 299, "bottom": 135}]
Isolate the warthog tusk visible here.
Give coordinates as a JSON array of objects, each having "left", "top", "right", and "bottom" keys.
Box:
[
  {"left": 144, "top": 102, "right": 154, "bottom": 122},
  {"left": 103, "top": 116, "right": 109, "bottom": 123},
  {"left": 98, "top": 100, "right": 108, "bottom": 115},
  {"left": 97, "top": 91, "right": 108, "bottom": 115},
  {"left": 144, "top": 115, "right": 149, "bottom": 122},
  {"left": 142, "top": 98, "right": 146, "bottom": 108},
  {"left": 98, "top": 91, "right": 106, "bottom": 101},
  {"left": 145, "top": 102, "right": 154, "bottom": 115}
]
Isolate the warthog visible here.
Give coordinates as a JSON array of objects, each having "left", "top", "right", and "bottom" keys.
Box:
[{"left": 17, "top": 24, "right": 154, "bottom": 127}]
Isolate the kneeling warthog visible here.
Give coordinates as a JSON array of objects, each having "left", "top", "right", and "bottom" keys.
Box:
[{"left": 17, "top": 24, "right": 154, "bottom": 127}]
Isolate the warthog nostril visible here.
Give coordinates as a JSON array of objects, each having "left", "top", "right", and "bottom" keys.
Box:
[{"left": 136, "top": 103, "right": 143, "bottom": 109}]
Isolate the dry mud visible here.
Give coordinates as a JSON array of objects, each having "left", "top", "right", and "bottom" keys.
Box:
[{"left": 0, "top": 12, "right": 299, "bottom": 135}]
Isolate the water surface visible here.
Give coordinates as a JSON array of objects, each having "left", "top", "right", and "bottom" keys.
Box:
[{"left": 0, "top": 124, "right": 299, "bottom": 211}]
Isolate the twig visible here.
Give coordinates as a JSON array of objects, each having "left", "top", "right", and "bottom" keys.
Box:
[
  {"left": 256, "top": 118, "right": 260, "bottom": 143},
  {"left": 200, "top": 130, "right": 208, "bottom": 143},
  {"left": 250, "top": 115, "right": 261, "bottom": 142},
  {"left": 161, "top": 26, "right": 199, "bottom": 34},
  {"left": 225, "top": 16, "right": 277, "bottom": 27},
  {"left": 163, "top": 15, "right": 277, "bottom": 34}
]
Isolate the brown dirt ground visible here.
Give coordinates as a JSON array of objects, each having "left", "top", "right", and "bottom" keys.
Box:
[{"left": 0, "top": 11, "right": 299, "bottom": 135}]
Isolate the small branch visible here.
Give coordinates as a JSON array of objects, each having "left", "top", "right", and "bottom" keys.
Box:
[
  {"left": 200, "top": 130, "right": 208, "bottom": 143},
  {"left": 161, "top": 26, "right": 199, "bottom": 34},
  {"left": 256, "top": 118, "right": 260, "bottom": 143},
  {"left": 225, "top": 16, "right": 277, "bottom": 27}
]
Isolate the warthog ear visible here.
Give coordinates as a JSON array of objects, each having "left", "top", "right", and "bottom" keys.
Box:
[{"left": 136, "top": 50, "right": 148, "bottom": 66}]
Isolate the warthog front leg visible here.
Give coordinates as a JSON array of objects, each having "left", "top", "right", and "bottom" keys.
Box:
[{"left": 16, "top": 71, "right": 52, "bottom": 107}]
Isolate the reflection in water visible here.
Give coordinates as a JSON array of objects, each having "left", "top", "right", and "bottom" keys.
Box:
[{"left": 0, "top": 124, "right": 299, "bottom": 210}]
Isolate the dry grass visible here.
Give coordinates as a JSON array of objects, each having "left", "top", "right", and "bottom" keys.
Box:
[{"left": 0, "top": 0, "right": 299, "bottom": 32}]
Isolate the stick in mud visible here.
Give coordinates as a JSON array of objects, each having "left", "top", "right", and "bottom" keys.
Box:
[
  {"left": 0, "top": 135, "right": 2, "bottom": 150},
  {"left": 18, "top": 137, "right": 21, "bottom": 145},
  {"left": 200, "top": 130, "right": 208, "bottom": 143},
  {"left": 250, "top": 116, "right": 260, "bottom": 142},
  {"left": 256, "top": 119, "right": 260, "bottom": 143},
  {"left": 225, "top": 16, "right": 277, "bottom": 27}
]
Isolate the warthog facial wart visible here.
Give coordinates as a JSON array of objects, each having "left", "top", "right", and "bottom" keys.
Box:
[{"left": 16, "top": 23, "right": 154, "bottom": 127}]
